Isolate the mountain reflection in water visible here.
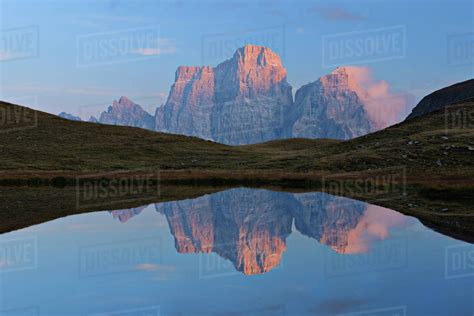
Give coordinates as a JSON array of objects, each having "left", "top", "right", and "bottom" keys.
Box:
[{"left": 109, "top": 189, "right": 414, "bottom": 275}]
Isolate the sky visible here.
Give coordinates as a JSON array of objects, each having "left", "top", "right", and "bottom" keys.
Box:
[{"left": 0, "top": 0, "right": 473, "bottom": 118}]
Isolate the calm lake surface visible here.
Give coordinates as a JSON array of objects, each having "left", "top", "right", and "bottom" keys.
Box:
[{"left": 0, "top": 188, "right": 472, "bottom": 316}]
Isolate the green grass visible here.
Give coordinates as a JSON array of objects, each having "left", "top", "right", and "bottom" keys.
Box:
[{"left": 0, "top": 100, "right": 473, "bottom": 240}]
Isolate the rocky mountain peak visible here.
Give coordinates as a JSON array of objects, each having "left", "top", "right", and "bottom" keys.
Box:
[
  {"left": 233, "top": 45, "right": 283, "bottom": 68},
  {"left": 99, "top": 97, "right": 155, "bottom": 130},
  {"left": 111, "top": 96, "right": 136, "bottom": 109},
  {"left": 156, "top": 45, "right": 293, "bottom": 144},
  {"left": 175, "top": 66, "right": 214, "bottom": 82}
]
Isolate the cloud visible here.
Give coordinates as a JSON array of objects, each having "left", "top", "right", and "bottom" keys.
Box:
[
  {"left": 338, "top": 66, "right": 414, "bottom": 129},
  {"left": 68, "top": 13, "right": 157, "bottom": 28},
  {"left": 133, "top": 38, "right": 177, "bottom": 56},
  {"left": 310, "top": 6, "right": 366, "bottom": 21},
  {"left": 136, "top": 263, "right": 160, "bottom": 271},
  {"left": 296, "top": 27, "right": 305, "bottom": 34},
  {"left": 343, "top": 205, "right": 414, "bottom": 253}
]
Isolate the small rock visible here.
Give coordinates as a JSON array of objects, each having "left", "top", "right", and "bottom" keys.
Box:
[
  {"left": 441, "top": 136, "right": 449, "bottom": 140},
  {"left": 468, "top": 146, "right": 474, "bottom": 151}
]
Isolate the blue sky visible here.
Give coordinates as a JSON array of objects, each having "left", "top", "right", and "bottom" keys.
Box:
[{"left": 0, "top": 0, "right": 473, "bottom": 117}]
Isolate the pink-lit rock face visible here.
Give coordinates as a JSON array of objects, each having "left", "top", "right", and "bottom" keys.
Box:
[
  {"left": 155, "top": 45, "right": 293, "bottom": 145},
  {"left": 289, "top": 67, "right": 372, "bottom": 140},
  {"left": 289, "top": 66, "right": 412, "bottom": 140},
  {"left": 104, "top": 190, "right": 415, "bottom": 276},
  {"left": 156, "top": 189, "right": 293, "bottom": 275}
]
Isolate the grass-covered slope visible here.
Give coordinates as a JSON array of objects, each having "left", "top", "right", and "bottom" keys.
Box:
[
  {"left": 0, "top": 100, "right": 473, "bottom": 241},
  {"left": 0, "top": 99, "right": 473, "bottom": 183}
]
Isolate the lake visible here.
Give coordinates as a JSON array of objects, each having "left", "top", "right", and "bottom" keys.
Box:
[{"left": 0, "top": 188, "right": 472, "bottom": 315}]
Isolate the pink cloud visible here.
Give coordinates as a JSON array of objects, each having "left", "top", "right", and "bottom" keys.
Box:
[
  {"left": 342, "top": 205, "right": 414, "bottom": 254},
  {"left": 339, "top": 66, "right": 414, "bottom": 130}
]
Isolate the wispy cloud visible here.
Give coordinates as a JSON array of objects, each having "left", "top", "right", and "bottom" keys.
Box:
[
  {"left": 68, "top": 13, "right": 157, "bottom": 28},
  {"left": 339, "top": 66, "right": 415, "bottom": 129},
  {"left": 133, "top": 38, "right": 178, "bottom": 56},
  {"left": 309, "top": 6, "right": 367, "bottom": 22}
]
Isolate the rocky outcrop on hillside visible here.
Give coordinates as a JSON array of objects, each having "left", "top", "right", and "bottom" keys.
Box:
[{"left": 406, "top": 79, "right": 474, "bottom": 120}]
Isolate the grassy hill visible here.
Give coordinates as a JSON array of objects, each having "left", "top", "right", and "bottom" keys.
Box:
[
  {"left": 0, "top": 100, "right": 473, "bottom": 240},
  {"left": 0, "top": 99, "right": 472, "bottom": 183}
]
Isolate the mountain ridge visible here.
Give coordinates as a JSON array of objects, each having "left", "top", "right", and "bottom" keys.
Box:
[{"left": 59, "top": 45, "right": 414, "bottom": 145}]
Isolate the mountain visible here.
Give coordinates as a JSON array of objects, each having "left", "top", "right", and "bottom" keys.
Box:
[
  {"left": 58, "top": 46, "right": 412, "bottom": 144},
  {"left": 288, "top": 67, "right": 373, "bottom": 140},
  {"left": 98, "top": 96, "right": 155, "bottom": 130},
  {"left": 155, "top": 45, "right": 293, "bottom": 144},
  {"left": 58, "top": 112, "right": 82, "bottom": 121},
  {"left": 406, "top": 79, "right": 474, "bottom": 120}
]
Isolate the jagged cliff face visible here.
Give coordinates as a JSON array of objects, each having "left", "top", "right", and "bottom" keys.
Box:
[
  {"left": 155, "top": 45, "right": 293, "bottom": 144},
  {"left": 156, "top": 189, "right": 293, "bottom": 275},
  {"left": 291, "top": 193, "right": 366, "bottom": 253},
  {"left": 110, "top": 206, "right": 146, "bottom": 223},
  {"left": 288, "top": 67, "right": 373, "bottom": 140},
  {"left": 155, "top": 66, "right": 215, "bottom": 139},
  {"left": 99, "top": 96, "right": 155, "bottom": 130}
]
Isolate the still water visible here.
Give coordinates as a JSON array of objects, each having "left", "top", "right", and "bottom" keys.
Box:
[{"left": 0, "top": 188, "right": 472, "bottom": 315}]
